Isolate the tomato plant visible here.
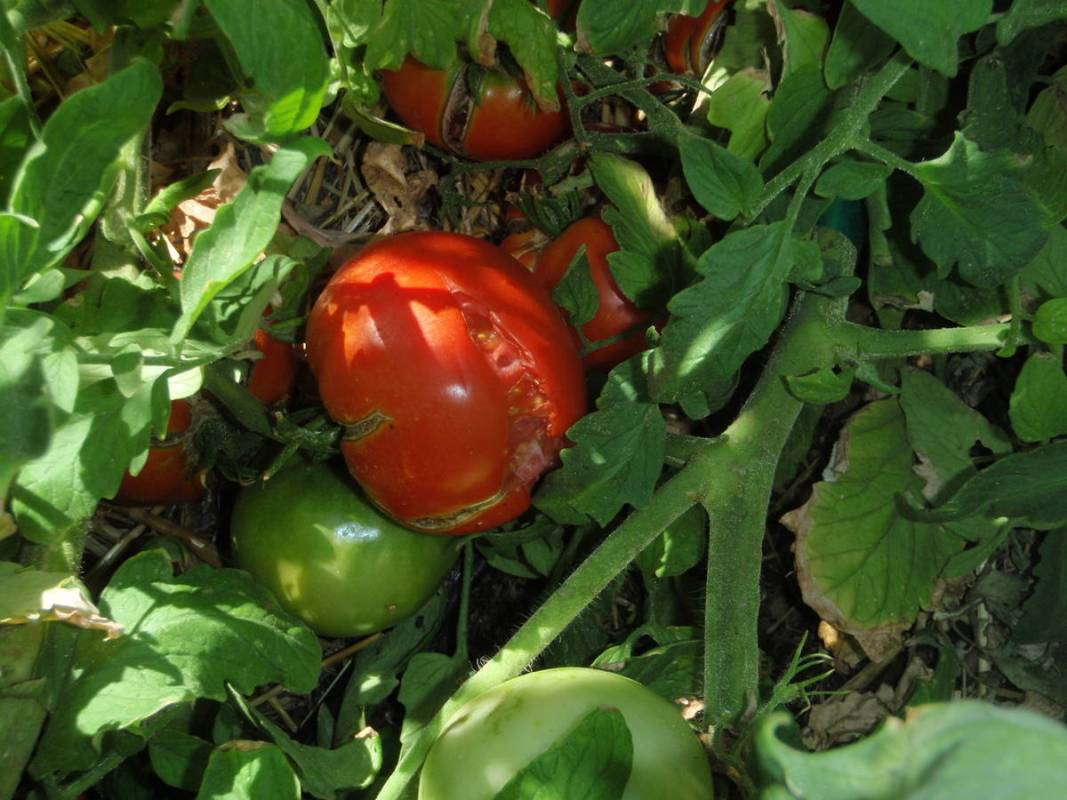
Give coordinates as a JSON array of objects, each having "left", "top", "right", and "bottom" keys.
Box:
[
  {"left": 419, "top": 667, "right": 713, "bottom": 799},
  {"left": 230, "top": 460, "right": 459, "bottom": 637},
  {"left": 112, "top": 399, "right": 207, "bottom": 506},
  {"left": 7, "top": 3, "right": 1067, "bottom": 800},
  {"left": 380, "top": 58, "right": 568, "bottom": 161},
  {"left": 305, "top": 231, "right": 586, "bottom": 534}
]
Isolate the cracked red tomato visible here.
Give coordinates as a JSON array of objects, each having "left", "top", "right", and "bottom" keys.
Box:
[
  {"left": 113, "top": 399, "right": 207, "bottom": 506},
  {"left": 306, "top": 232, "right": 586, "bottom": 534},
  {"left": 504, "top": 217, "right": 652, "bottom": 371},
  {"left": 665, "top": 0, "right": 731, "bottom": 76},
  {"left": 380, "top": 58, "right": 568, "bottom": 161}
]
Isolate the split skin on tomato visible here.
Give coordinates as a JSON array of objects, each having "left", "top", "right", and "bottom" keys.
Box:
[
  {"left": 380, "top": 58, "right": 568, "bottom": 161},
  {"left": 113, "top": 399, "right": 207, "bottom": 506},
  {"left": 306, "top": 232, "right": 586, "bottom": 535},
  {"left": 231, "top": 460, "right": 459, "bottom": 638},
  {"left": 419, "top": 667, "right": 714, "bottom": 800},
  {"left": 665, "top": 0, "right": 732, "bottom": 75}
]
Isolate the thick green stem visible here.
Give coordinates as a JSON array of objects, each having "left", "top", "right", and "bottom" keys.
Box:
[
  {"left": 749, "top": 51, "right": 912, "bottom": 220},
  {"left": 837, "top": 320, "right": 1024, "bottom": 360},
  {"left": 700, "top": 293, "right": 838, "bottom": 733}
]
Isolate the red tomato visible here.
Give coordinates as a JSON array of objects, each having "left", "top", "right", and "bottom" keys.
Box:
[
  {"left": 665, "top": 0, "right": 731, "bottom": 75},
  {"left": 504, "top": 217, "right": 652, "bottom": 371},
  {"left": 500, "top": 227, "right": 548, "bottom": 271},
  {"left": 306, "top": 232, "right": 586, "bottom": 535},
  {"left": 380, "top": 58, "right": 568, "bottom": 162},
  {"left": 247, "top": 328, "right": 297, "bottom": 406},
  {"left": 113, "top": 399, "right": 207, "bottom": 506},
  {"left": 378, "top": 58, "right": 452, "bottom": 151}
]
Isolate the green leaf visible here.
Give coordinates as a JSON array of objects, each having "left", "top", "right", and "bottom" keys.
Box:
[
  {"left": 0, "top": 95, "right": 31, "bottom": 204},
  {"left": 600, "top": 632, "right": 703, "bottom": 702},
  {"left": 814, "top": 159, "right": 893, "bottom": 200},
  {"left": 899, "top": 368, "right": 1011, "bottom": 578},
  {"left": 1, "top": 60, "right": 161, "bottom": 302},
  {"left": 911, "top": 133, "right": 1050, "bottom": 287},
  {"left": 229, "top": 689, "right": 382, "bottom": 798},
  {"left": 552, "top": 250, "right": 600, "bottom": 328},
  {"left": 900, "top": 368, "right": 1011, "bottom": 499},
  {"left": 998, "top": 0, "right": 1067, "bottom": 46},
  {"left": 535, "top": 401, "right": 666, "bottom": 527},
  {"left": 72, "top": 0, "right": 180, "bottom": 28},
  {"left": 590, "top": 153, "right": 682, "bottom": 308},
  {"left": 706, "top": 69, "right": 771, "bottom": 162},
  {"left": 196, "top": 742, "right": 300, "bottom": 800},
  {"left": 757, "top": 701, "right": 1067, "bottom": 799},
  {"left": 575, "top": 0, "right": 658, "bottom": 56},
  {"left": 495, "top": 708, "right": 633, "bottom": 800},
  {"left": 760, "top": 63, "right": 834, "bottom": 175},
  {"left": 134, "top": 169, "right": 221, "bottom": 232},
  {"left": 651, "top": 224, "right": 793, "bottom": 417},
  {"left": 203, "top": 0, "right": 329, "bottom": 141},
  {"left": 769, "top": 0, "right": 829, "bottom": 78},
  {"left": 1033, "top": 297, "right": 1067, "bottom": 342},
  {"left": 149, "top": 729, "right": 214, "bottom": 791},
  {"left": 823, "top": 2, "right": 896, "bottom": 90},
  {"left": 488, "top": 0, "right": 560, "bottom": 110},
  {"left": 1009, "top": 353, "right": 1067, "bottom": 442},
  {"left": 908, "top": 441, "right": 1067, "bottom": 530},
  {"left": 398, "top": 651, "right": 467, "bottom": 745},
  {"left": 678, "top": 132, "right": 763, "bottom": 220},
  {"left": 32, "top": 550, "right": 321, "bottom": 776},
  {"left": 1016, "top": 531, "right": 1067, "bottom": 643},
  {"left": 0, "top": 314, "right": 56, "bottom": 499},
  {"left": 12, "top": 373, "right": 163, "bottom": 543},
  {"left": 333, "top": 589, "right": 449, "bottom": 743},
  {"left": 1021, "top": 224, "right": 1067, "bottom": 301},
  {"left": 1026, "top": 66, "right": 1067, "bottom": 149},
  {"left": 173, "top": 137, "right": 331, "bottom": 342},
  {"left": 363, "top": 0, "right": 465, "bottom": 71},
  {"left": 636, "top": 505, "right": 706, "bottom": 579},
  {"left": 781, "top": 400, "right": 963, "bottom": 658},
  {"left": 849, "top": 0, "right": 992, "bottom": 77},
  {"left": 784, "top": 366, "right": 854, "bottom": 405}
]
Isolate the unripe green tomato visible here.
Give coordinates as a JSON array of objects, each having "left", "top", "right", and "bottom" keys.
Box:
[
  {"left": 230, "top": 461, "right": 460, "bottom": 638},
  {"left": 419, "top": 667, "right": 714, "bottom": 800}
]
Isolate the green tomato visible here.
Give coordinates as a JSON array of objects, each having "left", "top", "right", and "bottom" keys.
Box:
[
  {"left": 230, "top": 460, "right": 459, "bottom": 638},
  {"left": 419, "top": 667, "right": 714, "bottom": 800}
]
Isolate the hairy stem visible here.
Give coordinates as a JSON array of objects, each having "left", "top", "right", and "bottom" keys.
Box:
[{"left": 837, "top": 320, "right": 1025, "bottom": 360}]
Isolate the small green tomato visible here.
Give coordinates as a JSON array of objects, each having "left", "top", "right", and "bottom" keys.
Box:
[{"left": 230, "top": 460, "right": 459, "bottom": 638}]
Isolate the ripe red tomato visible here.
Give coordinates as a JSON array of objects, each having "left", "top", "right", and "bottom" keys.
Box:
[
  {"left": 306, "top": 232, "right": 586, "bottom": 535},
  {"left": 113, "top": 399, "right": 207, "bottom": 506},
  {"left": 247, "top": 328, "right": 297, "bottom": 406},
  {"left": 665, "top": 0, "right": 731, "bottom": 76},
  {"left": 504, "top": 217, "right": 652, "bottom": 370},
  {"left": 380, "top": 58, "right": 568, "bottom": 161}
]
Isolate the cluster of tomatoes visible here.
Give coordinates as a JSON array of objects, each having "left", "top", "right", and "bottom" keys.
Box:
[
  {"left": 111, "top": 0, "right": 730, "bottom": 641},
  {"left": 381, "top": 0, "right": 730, "bottom": 161},
  {"left": 104, "top": 6, "right": 733, "bottom": 796}
]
